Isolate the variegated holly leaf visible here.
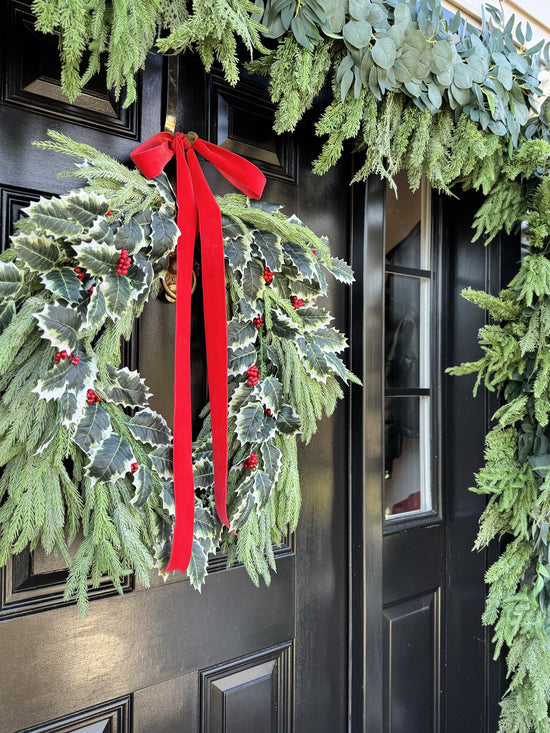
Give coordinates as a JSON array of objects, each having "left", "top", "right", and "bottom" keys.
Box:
[
  {"left": 227, "top": 318, "right": 257, "bottom": 348},
  {"left": 303, "top": 341, "right": 332, "bottom": 381},
  {"left": 260, "top": 442, "right": 282, "bottom": 482},
  {"left": 323, "top": 256, "right": 355, "bottom": 283},
  {"left": 35, "top": 355, "right": 96, "bottom": 403},
  {"left": 129, "top": 253, "right": 154, "bottom": 309},
  {"left": 284, "top": 273, "right": 322, "bottom": 299},
  {"left": 57, "top": 390, "right": 87, "bottom": 429},
  {"left": 311, "top": 327, "right": 347, "bottom": 352},
  {"left": 282, "top": 241, "right": 316, "bottom": 280},
  {"left": 222, "top": 216, "right": 246, "bottom": 239},
  {"left": 34, "top": 303, "right": 82, "bottom": 352},
  {"left": 150, "top": 445, "right": 173, "bottom": 479},
  {"left": 258, "top": 414, "right": 277, "bottom": 442},
  {"left": 193, "top": 435, "right": 212, "bottom": 462},
  {"left": 235, "top": 400, "right": 265, "bottom": 445},
  {"left": 17, "top": 196, "right": 83, "bottom": 238},
  {"left": 87, "top": 217, "right": 114, "bottom": 245},
  {"left": 250, "top": 200, "right": 282, "bottom": 215},
  {"left": 114, "top": 216, "right": 146, "bottom": 254},
  {"left": 242, "top": 258, "right": 264, "bottom": 303},
  {"left": 296, "top": 306, "right": 332, "bottom": 330},
  {"left": 312, "top": 263, "right": 328, "bottom": 295},
  {"left": 259, "top": 376, "right": 283, "bottom": 415},
  {"left": 276, "top": 404, "right": 301, "bottom": 435},
  {"left": 266, "top": 345, "right": 280, "bottom": 371},
  {"left": 131, "top": 464, "right": 154, "bottom": 507},
  {"left": 40, "top": 268, "right": 82, "bottom": 303},
  {"left": 86, "top": 434, "right": 135, "bottom": 485},
  {"left": 64, "top": 191, "right": 109, "bottom": 226},
  {"left": 238, "top": 296, "right": 258, "bottom": 321},
  {"left": 229, "top": 383, "right": 253, "bottom": 417},
  {"left": 34, "top": 358, "right": 74, "bottom": 401},
  {"left": 194, "top": 504, "right": 218, "bottom": 539},
  {"left": 64, "top": 354, "right": 98, "bottom": 392},
  {"left": 271, "top": 309, "right": 300, "bottom": 338},
  {"left": 253, "top": 231, "right": 284, "bottom": 272},
  {"left": 73, "top": 401, "right": 111, "bottom": 454},
  {"left": 150, "top": 211, "right": 179, "bottom": 260},
  {"left": 106, "top": 366, "right": 151, "bottom": 408},
  {"left": 228, "top": 344, "right": 257, "bottom": 376},
  {"left": 0, "top": 262, "right": 23, "bottom": 298},
  {"left": 323, "top": 351, "right": 351, "bottom": 382},
  {"left": 186, "top": 537, "right": 210, "bottom": 590},
  {"left": 224, "top": 237, "right": 251, "bottom": 273},
  {"left": 11, "top": 234, "right": 61, "bottom": 272},
  {"left": 0, "top": 301, "right": 15, "bottom": 334},
  {"left": 231, "top": 485, "right": 255, "bottom": 530},
  {"left": 102, "top": 272, "right": 133, "bottom": 319},
  {"left": 194, "top": 457, "right": 215, "bottom": 489},
  {"left": 127, "top": 408, "right": 171, "bottom": 447},
  {"left": 85, "top": 285, "right": 107, "bottom": 332},
  {"left": 73, "top": 240, "right": 118, "bottom": 276},
  {"left": 253, "top": 470, "right": 272, "bottom": 510},
  {"left": 161, "top": 480, "right": 175, "bottom": 514}
]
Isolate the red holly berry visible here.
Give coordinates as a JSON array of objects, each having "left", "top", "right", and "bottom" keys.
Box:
[
  {"left": 253, "top": 315, "right": 264, "bottom": 329},
  {"left": 86, "top": 389, "right": 101, "bottom": 405},
  {"left": 263, "top": 405, "right": 272, "bottom": 416},
  {"left": 243, "top": 453, "right": 258, "bottom": 470},
  {"left": 88, "top": 285, "right": 94, "bottom": 295},
  {"left": 116, "top": 250, "right": 132, "bottom": 275},
  {"left": 312, "top": 250, "right": 317, "bottom": 256},
  {"left": 291, "top": 296, "right": 305, "bottom": 309},
  {"left": 107, "top": 210, "right": 113, "bottom": 216},
  {"left": 263, "top": 267, "right": 273, "bottom": 284},
  {"left": 71, "top": 356, "right": 80, "bottom": 366},
  {"left": 74, "top": 267, "right": 85, "bottom": 282},
  {"left": 130, "top": 462, "right": 139, "bottom": 473},
  {"left": 246, "top": 365, "right": 260, "bottom": 386}
]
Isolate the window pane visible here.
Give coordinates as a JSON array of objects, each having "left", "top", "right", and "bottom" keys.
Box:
[
  {"left": 384, "top": 396, "right": 431, "bottom": 519},
  {"left": 385, "top": 274, "right": 430, "bottom": 390},
  {"left": 386, "top": 171, "right": 425, "bottom": 269}
]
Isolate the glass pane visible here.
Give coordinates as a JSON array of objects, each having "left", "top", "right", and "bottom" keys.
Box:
[
  {"left": 385, "top": 171, "right": 424, "bottom": 269},
  {"left": 385, "top": 274, "right": 430, "bottom": 390},
  {"left": 384, "top": 396, "right": 431, "bottom": 518}
]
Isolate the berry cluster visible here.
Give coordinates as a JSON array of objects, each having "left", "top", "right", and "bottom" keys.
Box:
[
  {"left": 253, "top": 315, "right": 264, "bottom": 329},
  {"left": 130, "top": 462, "right": 139, "bottom": 474},
  {"left": 243, "top": 453, "right": 258, "bottom": 470},
  {"left": 55, "top": 350, "right": 80, "bottom": 366},
  {"left": 291, "top": 296, "right": 305, "bottom": 309},
  {"left": 263, "top": 405, "right": 272, "bottom": 416},
  {"left": 116, "top": 250, "right": 132, "bottom": 275},
  {"left": 246, "top": 365, "right": 260, "bottom": 386},
  {"left": 86, "top": 389, "right": 101, "bottom": 405},
  {"left": 88, "top": 285, "right": 94, "bottom": 295},
  {"left": 74, "top": 267, "right": 85, "bottom": 282},
  {"left": 263, "top": 267, "right": 273, "bottom": 284}
]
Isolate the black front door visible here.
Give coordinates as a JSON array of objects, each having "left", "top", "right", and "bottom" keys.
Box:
[
  {"left": 350, "top": 176, "right": 515, "bottom": 732},
  {"left": 0, "top": 4, "right": 351, "bottom": 731}
]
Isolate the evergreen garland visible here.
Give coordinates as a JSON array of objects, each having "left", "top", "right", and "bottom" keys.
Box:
[{"left": 0, "top": 131, "right": 357, "bottom": 615}]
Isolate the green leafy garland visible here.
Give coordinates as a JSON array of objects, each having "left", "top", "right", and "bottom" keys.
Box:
[
  {"left": 0, "top": 131, "right": 357, "bottom": 616},
  {"left": 23, "top": 0, "right": 550, "bottom": 729}
]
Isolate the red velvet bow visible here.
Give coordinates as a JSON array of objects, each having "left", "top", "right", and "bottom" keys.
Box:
[{"left": 131, "top": 132, "right": 266, "bottom": 573}]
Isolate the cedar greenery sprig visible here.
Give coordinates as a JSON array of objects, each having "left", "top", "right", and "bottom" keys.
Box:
[{"left": 0, "top": 133, "right": 357, "bottom": 612}]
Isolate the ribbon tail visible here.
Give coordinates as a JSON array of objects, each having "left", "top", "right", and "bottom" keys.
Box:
[
  {"left": 164, "top": 140, "right": 199, "bottom": 573},
  {"left": 187, "top": 149, "right": 230, "bottom": 529}
]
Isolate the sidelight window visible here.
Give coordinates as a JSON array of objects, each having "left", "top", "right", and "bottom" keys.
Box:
[{"left": 384, "top": 173, "right": 435, "bottom": 522}]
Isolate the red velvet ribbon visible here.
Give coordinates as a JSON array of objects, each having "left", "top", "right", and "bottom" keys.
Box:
[{"left": 131, "top": 132, "right": 266, "bottom": 573}]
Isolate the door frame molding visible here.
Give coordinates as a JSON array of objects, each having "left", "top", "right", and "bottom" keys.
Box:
[{"left": 348, "top": 175, "right": 385, "bottom": 733}]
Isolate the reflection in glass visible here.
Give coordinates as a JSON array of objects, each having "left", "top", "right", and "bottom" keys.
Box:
[
  {"left": 384, "top": 396, "right": 430, "bottom": 517},
  {"left": 385, "top": 274, "right": 422, "bottom": 390}
]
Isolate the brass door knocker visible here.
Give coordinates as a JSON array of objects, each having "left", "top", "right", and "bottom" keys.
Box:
[{"left": 160, "top": 251, "right": 197, "bottom": 303}]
